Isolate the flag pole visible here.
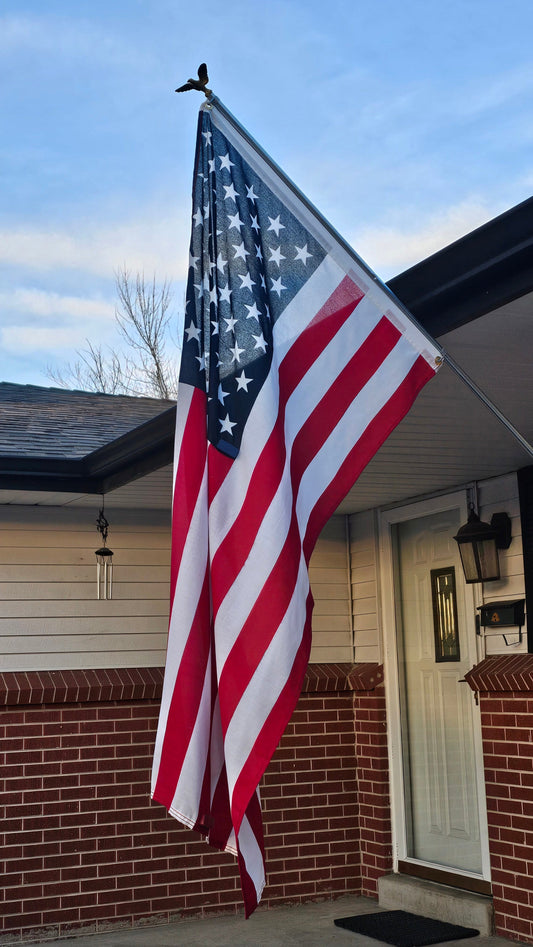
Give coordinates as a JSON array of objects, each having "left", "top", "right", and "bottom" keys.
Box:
[{"left": 206, "top": 93, "right": 533, "bottom": 463}]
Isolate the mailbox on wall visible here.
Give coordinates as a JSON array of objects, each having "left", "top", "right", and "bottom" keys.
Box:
[{"left": 477, "top": 599, "right": 526, "bottom": 645}]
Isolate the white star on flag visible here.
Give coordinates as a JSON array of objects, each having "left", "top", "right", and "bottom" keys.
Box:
[{"left": 236, "top": 370, "right": 252, "bottom": 391}]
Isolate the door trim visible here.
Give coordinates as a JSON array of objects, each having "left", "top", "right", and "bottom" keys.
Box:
[{"left": 379, "top": 491, "right": 491, "bottom": 882}]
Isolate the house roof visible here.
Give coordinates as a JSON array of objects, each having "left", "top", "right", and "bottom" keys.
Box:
[
  {"left": 0, "top": 383, "right": 175, "bottom": 496},
  {"left": 1, "top": 196, "right": 532, "bottom": 511},
  {"left": 0, "top": 383, "right": 173, "bottom": 458}
]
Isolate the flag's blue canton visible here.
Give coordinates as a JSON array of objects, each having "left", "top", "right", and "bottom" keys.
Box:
[{"left": 181, "top": 110, "right": 326, "bottom": 458}]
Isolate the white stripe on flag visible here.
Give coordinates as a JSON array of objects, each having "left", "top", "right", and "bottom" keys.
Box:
[
  {"left": 168, "top": 654, "right": 212, "bottom": 826},
  {"left": 222, "top": 555, "right": 310, "bottom": 793},
  {"left": 150, "top": 454, "right": 208, "bottom": 789},
  {"left": 295, "top": 336, "right": 420, "bottom": 531},
  {"left": 237, "top": 814, "right": 266, "bottom": 902}
]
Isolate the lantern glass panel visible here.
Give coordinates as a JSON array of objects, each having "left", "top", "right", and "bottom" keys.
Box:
[
  {"left": 458, "top": 543, "right": 479, "bottom": 583},
  {"left": 476, "top": 538, "right": 500, "bottom": 581}
]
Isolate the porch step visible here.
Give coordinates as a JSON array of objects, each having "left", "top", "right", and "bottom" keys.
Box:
[{"left": 377, "top": 874, "right": 494, "bottom": 936}]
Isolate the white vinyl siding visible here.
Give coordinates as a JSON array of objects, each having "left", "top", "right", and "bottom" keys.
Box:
[{"left": 1, "top": 505, "right": 353, "bottom": 671}]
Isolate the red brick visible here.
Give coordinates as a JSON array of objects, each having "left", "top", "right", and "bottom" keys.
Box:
[
  {"left": 501, "top": 699, "right": 530, "bottom": 713},
  {"left": 3, "top": 912, "right": 43, "bottom": 929},
  {"left": 1, "top": 669, "right": 380, "bottom": 942}
]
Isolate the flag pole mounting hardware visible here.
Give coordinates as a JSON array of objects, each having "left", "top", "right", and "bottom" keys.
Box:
[{"left": 175, "top": 62, "right": 212, "bottom": 99}]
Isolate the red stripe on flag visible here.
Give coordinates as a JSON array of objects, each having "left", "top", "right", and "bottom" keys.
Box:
[
  {"left": 208, "top": 763, "right": 234, "bottom": 850},
  {"left": 238, "top": 792, "right": 266, "bottom": 919},
  {"left": 217, "top": 504, "right": 303, "bottom": 733},
  {"left": 208, "top": 441, "right": 233, "bottom": 500},
  {"left": 230, "top": 592, "right": 314, "bottom": 835},
  {"left": 169, "top": 386, "right": 208, "bottom": 603},
  {"left": 191, "top": 639, "right": 218, "bottom": 837},
  {"left": 278, "top": 275, "right": 363, "bottom": 401},
  {"left": 152, "top": 564, "right": 212, "bottom": 809},
  {"left": 213, "top": 319, "right": 402, "bottom": 729},
  {"left": 304, "top": 353, "right": 436, "bottom": 559},
  {"left": 209, "top": 430, "right": 282, "bottom": 614},
  {"left": 209, "top": 279, "right": 365, "bottom": 613},
  {"left": 287, "top": 317, "right": 401, "bottom": 491},
  {"left": 238, "top": 852, "right": 260, "bottom": 920}
]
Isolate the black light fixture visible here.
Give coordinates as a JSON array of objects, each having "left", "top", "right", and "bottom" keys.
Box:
[
  {"left": 453, "top": 505, "right": 512, "bottom": 584},
  {"left": 95, "top": 505, "right": 114, "bottom": 600}
]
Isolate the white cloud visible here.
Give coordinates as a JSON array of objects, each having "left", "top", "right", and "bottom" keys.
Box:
[
  {"left": 0, "top": 288, "right": 118, "bottom": 360},
  {"left": 2, "top": 324, "right": 96, "bottom": 355},
  {"left": 0, "top": 288, "right": 114, "bottom": 323},
  {"left": 0, "top": 212, "right": 190, "bottom": 282},
  {"left": 350, "top": 200, "right": 501, "bottom": 278}
]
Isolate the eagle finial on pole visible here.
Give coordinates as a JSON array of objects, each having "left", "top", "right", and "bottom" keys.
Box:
[{"left": 175, "top": 63, "right": 212, "bottom": 98}]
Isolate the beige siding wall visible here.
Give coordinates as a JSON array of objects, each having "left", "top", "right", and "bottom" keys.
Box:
[
  {"left": 348, "top": 509, "right": 380, "bottom": 664},
  {"left": 0, "top": 505, "right": 171, "bottom": 671},
  {"left": 3, "top": 475, "right": 522, "bottom": 672},
  {"left": 478, "top": 472, "right": 526, "bottom": 654},
  {"left": 1, "top": 505, "right": 352, "bottom": 671},
  {"left": 309, "top": 515, "right": 352, "bottom": 663}
]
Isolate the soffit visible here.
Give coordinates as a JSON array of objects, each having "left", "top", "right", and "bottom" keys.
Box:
[
  {"left": 336, "top": 290, "right": 533, "bottom": 513},
  {"left": 1, "top": 291, "right": 531, "bottom": 516}
]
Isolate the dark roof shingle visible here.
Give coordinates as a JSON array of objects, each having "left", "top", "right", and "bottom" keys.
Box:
[{"left": 0, "top": 383, "right": 174, "bottom": 459}]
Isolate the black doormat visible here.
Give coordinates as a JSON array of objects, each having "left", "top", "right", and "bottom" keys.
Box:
[{"left": 333, "top": 910, "right": 479, "bottom": 947}]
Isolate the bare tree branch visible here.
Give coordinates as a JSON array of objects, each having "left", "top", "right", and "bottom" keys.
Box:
[{"left": 46, "top": 270, "right": 180, "bottom": 399}]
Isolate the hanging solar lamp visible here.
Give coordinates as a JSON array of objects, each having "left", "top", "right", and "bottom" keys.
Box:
[{"left": 95, "top": 505, "right": 114, "bottom": 600}]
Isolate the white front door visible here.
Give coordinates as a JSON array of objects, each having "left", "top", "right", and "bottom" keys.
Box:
[{"left": 382, "top": 495, "right": 490, "bottom": 880}]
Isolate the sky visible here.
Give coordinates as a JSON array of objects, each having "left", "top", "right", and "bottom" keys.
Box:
[{"left": 2, "top": 0, "right": 532, "bottom": 388}]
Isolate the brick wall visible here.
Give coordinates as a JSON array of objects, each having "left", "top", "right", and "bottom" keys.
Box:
[
  {"left": 354, "top": 683, "right": 392, "bottom": 897},
  {"left": 0, "top": 664, "right": 388, "bottom": 944},
  {"left": 466, "top": 655, "right": 533, "bottom": 943}
]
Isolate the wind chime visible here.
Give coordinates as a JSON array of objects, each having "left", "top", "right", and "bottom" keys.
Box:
[{"left": 95, "top": 504, "right": 114, "bottom": 600}]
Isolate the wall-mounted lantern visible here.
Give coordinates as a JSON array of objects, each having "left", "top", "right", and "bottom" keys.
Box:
[
  {"left": 453, "top": 505, "right": 512, "bottom": 584},
  {"left": 95, "top": 507, "right": 114, "bottom": 600}
]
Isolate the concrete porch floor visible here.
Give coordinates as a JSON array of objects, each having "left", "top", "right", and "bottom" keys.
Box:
[{"left": 22, "top": 896, "right": 521, "bottom": 947}]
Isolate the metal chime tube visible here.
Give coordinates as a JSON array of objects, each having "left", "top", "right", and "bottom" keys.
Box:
[
  {"left": 105, "top": 558, "right": 113, "bottom": 600},
  {"left": 96, "top": 549, "right": 113, "bottom": 600}
]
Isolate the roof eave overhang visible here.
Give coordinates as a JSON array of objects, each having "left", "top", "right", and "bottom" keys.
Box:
[
  {"left": 2, "top": 197, "right": 532, "bottom": 496},
  {"left": 0, "top": 405, "right": 176, "bottom": 494},
  {"left": 389, "top": 196, "right": 533, "bottom": 336}
]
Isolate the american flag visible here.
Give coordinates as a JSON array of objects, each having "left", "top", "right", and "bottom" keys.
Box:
[{"left": 151, "top": 98, "right": 441, "bottom": 915}]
